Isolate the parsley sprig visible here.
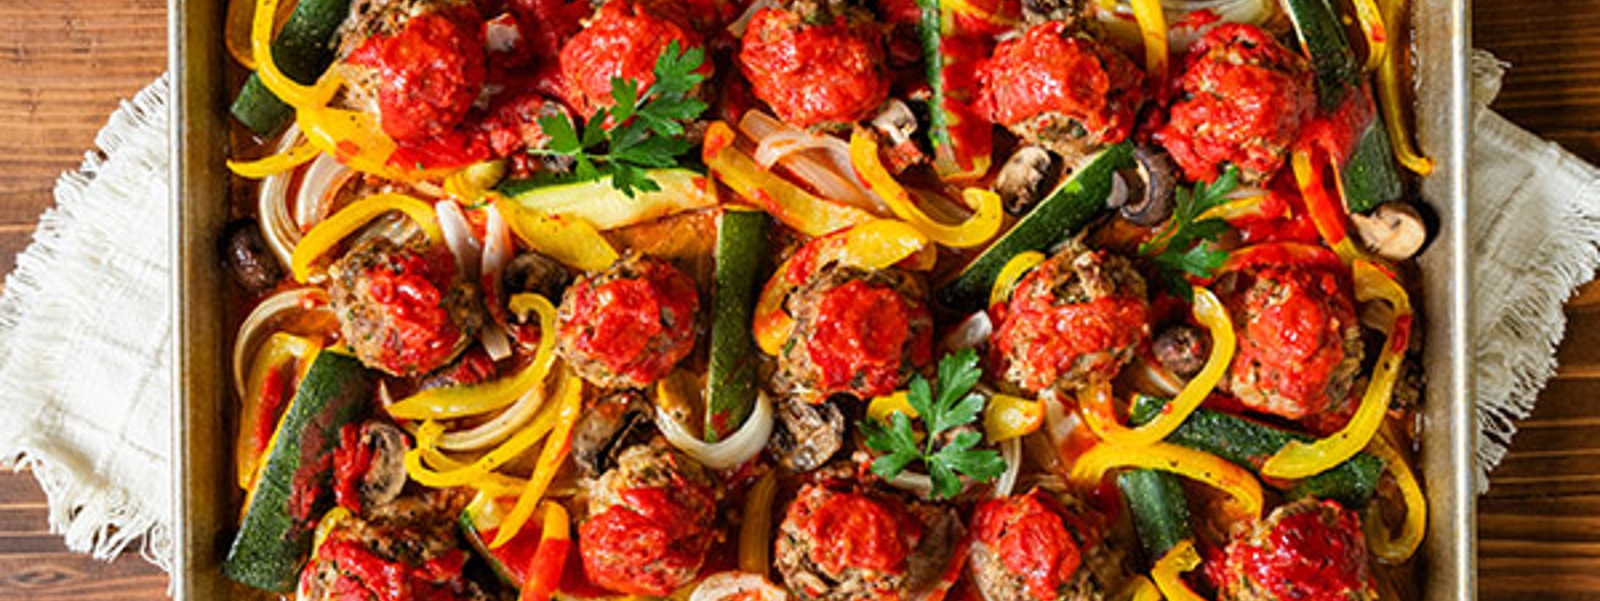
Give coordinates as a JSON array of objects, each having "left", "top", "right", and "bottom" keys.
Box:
[
  {"left": 860, "top": 349, "right": 1008, "bottom": 500},
  {"left": 1138, "top": 167, "right": 1241, "bottom": 299},
  {"left": 533, "top": 41, "right": 709, "bottom": 197}
]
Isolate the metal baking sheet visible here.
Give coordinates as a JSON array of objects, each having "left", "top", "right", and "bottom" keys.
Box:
[{"left": 168, "top": 0, "right": 1476, "bottom": 597}]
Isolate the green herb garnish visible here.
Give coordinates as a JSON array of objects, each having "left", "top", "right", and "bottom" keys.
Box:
[
  {"left": 533, "top": 40, "right": 708, "bottom": 197},
  {"left": 1139, "top": 166, "right": 1241, "bottom": 299},
  {"left": 860, "top": 348, "right": 1008, "bottom": 499}
]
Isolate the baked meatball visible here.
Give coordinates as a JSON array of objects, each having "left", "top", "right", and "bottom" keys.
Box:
[
  {"left": 773, "top": 264, "right": 935, "bottom": 402},
  {"left": 579, "top": 442, "right": 720, "bottom": 596},
  {"left": 1219, "top": 262, "right": 1363, "bottom": 421},
  {"left": 776, "top": 483, "right": 940, "bottom": 600},
  {"left": 335, "top": 0, "right": 487, "bottom": 143},
  {"left": 977, "top": 21, "right": 1144, "bottom": 158},
  {"left": 1156, "top": 24, "right": 1317, "bottom": 184},
  {"left": 297, "top": 495, "right": 490, "bottom": 601},
  {"left": 968, "top": 489, "right": 1128, "bottom": 601},
  {"left": 327, "top": 234, "right": 483, "bottom": 377},
  {"left": 1220, "top": 498, "right": 1379, "bottom": 601},
  {"left": 739, "top": 1, "right": 890, "bottom": 128},
  {"left": 559, "top": 0, "right": 708, "bottom": 117},
  {"left": 557, "top": 253, "right": 701, "bottom": 389},
  {"left": 989, "top": 242, "right": 1149, "bottom": 397}
]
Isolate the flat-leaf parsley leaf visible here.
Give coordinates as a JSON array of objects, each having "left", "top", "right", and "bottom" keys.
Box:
[
  {"left": 1139, "top": 166, "right": 1241, "bottom": 299},
  {"left": 860, "top": 348, "right": 1008, "bottom": 499}
]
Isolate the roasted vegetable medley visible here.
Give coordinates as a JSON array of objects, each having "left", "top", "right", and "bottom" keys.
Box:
[{"left": 219, "top": 0, "right": 1435, "bottom": 597}]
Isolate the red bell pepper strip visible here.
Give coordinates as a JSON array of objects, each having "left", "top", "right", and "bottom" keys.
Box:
[{"left": 518, "top": 503, "right": 571, "bottom": 601}]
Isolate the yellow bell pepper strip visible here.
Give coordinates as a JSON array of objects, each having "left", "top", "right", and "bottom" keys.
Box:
[
  {"left": 1364, "top": 431, "right": 1426, "bottom": 563},
  {"left": 1113, "top": 575, "right": 1163, "bottom": 601},
  {"left": 403, "top": 396, "right": 561, "bottom": 489},
  {"left": 1376, "top": 0, "right": 1434, "bottom": 176},
  {"left": 984, "top": 394, "right": 1045, "bottom": 442},
  {"left": 290, "top": 192, "right": 443, "bottom": 282},
  {"left": 446, "top": 160, "right": 508, "bottom": 204},
  {"left": 1195, "top": 194, "right": 1274, "bottom": 223},
  {"left": 989, "top": 251, "right": 1045, "bottom": 308},
  {"left": 495, "top": 200, "right": 619, "bottom": 272},
  {"left": 751, "top": 220, "right": 930, "bottom": 355},
  {"left": 944, "top": 0, "right": 1019, "bottom": 29},
  {"left": 1072, "top": 440, "right": 1263, "bottom": 521},
  {"left": 739, "top": 471, "right": 779, "bottom": 574},
  {"left": 704, "top": 121, "right": 877, "bottom": 237},
  {"left": 251, "top": 0, "right": 342, "bottom": 110},
  {"left": 1079, "top": 287, "right": 1234, "bottom": 448},
  {"left": 415, "top": 443, "right": 530, "bottom": 497},
  {"left": 492, "top": 375, "right": 584, "bottom": 548},
  {"left": 1291, "top": 148, "right": 1366, "bottom": 263},
  {"left": 238, "top": 332, "right": 322, "bottom": 489},
  {"left": 1130, "top": 0, "right": 1169, "bottom": 81},
  {"left": 228, "top": 136, "right": 322, "bottom": 179},
  {"left": 848, "top": 130, "right": 1003, "bottom": 248},
  {"left": 1262, "top": 259, "right": 1411, "bottom": 479},
  {"left": 387, "top": 294, "right": 559, "bottom": 420},
  {"left": 518, "top": 502, "right": 572, "bottom": 601},
  {"left": 1150, "top": 539, "right": 1207, "bottom": 601},
  {"left": 868, "top": 391, "right": 916, "bottom": 423},
  {"left": 1351, "top": 0, "right": 1388, "bottom": 73},
  {"left": 312, "top": 506, "right": 354, "bottom": 554}
]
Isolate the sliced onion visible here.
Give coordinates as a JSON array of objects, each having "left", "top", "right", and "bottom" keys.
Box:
[
  {"left": 1097, "top": 0, "right": 1278, "bottom": 53},
  {"left": 295, "top": 152, "right": 352, "bottom": 231},
  {"left": 889, "top": 471, "right": 935, "bottom": 497},
  {"left": 943, "top": 311, "right": 993, "bottom": 352},
  {"left": 993, "top": 438, "right": 1022, "bottom": 499},
  {"left": 437, "top": 376, "right": 550, "bottom": 451},
  {"left": 656, "top": 390, "right": 774, "bottom": 471},
  {"left": 727, "top": 0, "right": 777, "bottom": 37},
  {"left": 258, "top": 126, "right": 352, "bottom": 269},
  {"left": 738, "top": 110, "right": 885, "bottom": 214},
  {"left": 690, "top": 572, "right": 788, "bottom": 601},
  {"left": 478, "top": 204, "right": 516, "bottom": 361},
  {"left": 435, "top": 200, "right": 482, "bottom": 280},
  {"left": 1043, "top": 391, "right": 1082, "bottom": 446},
  {"left": 231, "top": 287, "right": 334, "bottom": 401}
]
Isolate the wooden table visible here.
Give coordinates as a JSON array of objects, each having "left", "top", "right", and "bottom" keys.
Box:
[{"left": 0, "top": 1, "right": 1596, "bottom": 599}]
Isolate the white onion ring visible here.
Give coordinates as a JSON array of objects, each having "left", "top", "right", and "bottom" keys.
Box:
[
  {"left": 435, "top": 200, "right": 482, "bottom": 280},
  {"left": 690, "top": 572, "right": 788, "bottom": 601},
  {"left": 726, "top": 0, "right": 777, "bottom": 37},
  {"left": 738, "top": 110, "right": 884, "bottom": 214},
  {"left": 437, "top": 375, "right": 551, "bottom": 451},
  {"left": 1042, "top": 391, "right": 1082, "bottom": 446},
  {"left": 258, "top": 126, "right": 352, "bottom": 269},
  {"left": 231, "top": 287, "right": 334, "bottom": 401},
  {"left": 656, "top": 390, "right": 774, "bottom": 471},
  {"left": 993, "top": 438, "right": 1022, "bottom": 499},
  {"left": 294, "top": 152, "right": 352, "bottom": 231},
  {"left": 478, "top": 204, "right": 517, "bottom": 361},
  {"left": 943, "top": 311, "right": 993, "bottom": 352}
]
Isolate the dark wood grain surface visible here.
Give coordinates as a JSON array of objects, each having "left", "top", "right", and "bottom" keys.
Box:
[{"left": 0, "top": 0, "right": 1595, "bottom": 598}]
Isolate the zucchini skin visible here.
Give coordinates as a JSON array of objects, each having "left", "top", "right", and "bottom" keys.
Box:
[
  {"left": 705, "top": 209, "right": 769, "bottom": 441},
  {"left": 223, "top": 351, "right": 372, "bottom": 593},
  {"left": 1118, "top": 469, "right": 1192, "bottom": 563},
  {"left": 230, "top": 0, "right": 353, "bottom": 136},
  {"left": 1128, "top": 395, "right": 1383, "bottom": 507},
  {"left": 936, "top": 143, "right": 1132, "bottom": 312}
]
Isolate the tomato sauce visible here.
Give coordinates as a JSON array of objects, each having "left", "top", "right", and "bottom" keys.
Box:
[
  {"left": 976, "top": 22, "right": 1143, "bottom": 145},
  {"left": 972, "top": 491, "right": 1084, "bottom": 600},
  {"left": 579, "top": 486, "right": 717, "bottom": 596},
  {"left": 345, "top": 7, "right": 487, "bottom": 143},
  {"left": 795, "top": 489, "right": 922, "bottom": 575},
  {"left": 805, "top": 279, "right": 932, "bottom": 400},
  {"left": 559, "top": 0, "right": 705, "bottom": 116},
  {"left": 1228, "top": 264, "right": 1357, "bottom": 419},
  {"left": 992, "top": 296, "right": 1149, "bottom": 394},
  {"left": 560, "top": 259, "right": 699, "bottom": 386},
  {"left": 359, "top": 249, "right": 465, "bottom": 377},
  {"left": 314, "top": 538, "right": 473, "bottom": 601},
  {"left": 738, "top": 7, "right": 890, "bottom": 128},
  {"left": 1226, "top": 501, "right": 1372, "bottom": 601}
]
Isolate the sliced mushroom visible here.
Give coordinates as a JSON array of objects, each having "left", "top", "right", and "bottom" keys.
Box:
[
  {"left": 1153, "top": 324, "right": 1210, "bottom": 380},
  {"left": 1351, "top": 202, "right": 1426, "bottom": 261},
  {"left": 359, "top": 421, "right": 410, "bottom": 509},
  {"left": 504, "top": 251, "right": 572, "bottom": 302},
  {"left": 222, "top": 218, "right": 284, "bottom": 293},
  {"left": 1110, "top": 145, "right": 1179, "bottom": 226},
  {"left": 571, "top": 390, "right": 655, "bottom": 477},
  {"left": 995, "top": 146, "right": 1059, "bottom": 216},
  {"left": 871, "top": 99, "right": 920, "bottom": 148},
  {"left": 769, "top": 394, "right": 846, "bottom": 472}
]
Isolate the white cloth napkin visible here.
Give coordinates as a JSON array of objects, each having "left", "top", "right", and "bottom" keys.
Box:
[{"left": 1, "top": 51, "right": 1596, "bottom": 570}]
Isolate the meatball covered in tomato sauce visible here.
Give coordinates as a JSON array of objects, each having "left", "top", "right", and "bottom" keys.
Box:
[
  {"left": 969, "top": 489, "right": 1127, "bottom": 601},
  {"left": 977, "top": 21, "right": 1144, "bottom": 158},
  {"left": 336, "top": 0, "right": 488, "bottom": 143},
  {"left": 1156, "top": 24, "right": 1316, "bottom": 184},
  {"left": 557, "top": 253, "right": 700, "bottom": 389},
  {"left": 990, "top": 242, "right": 1149, "bottom": 397},
  {"left": 774, "top": 264, "right": 935, "bottom": 402},
  {"left": 775, "top": 483, "right": 931, "bottom": 600},
  {"left": 297, "top": 494, "right": 491, "bottom": 601},
  {"left": 579, "top": 442, "right": 720, "bottom": 596},
  {"left": 327, "top": 234, "right": 483, "bottom": 378},
  {"left": 559, "top": 0, "right": 708, "bottom": 117},
  {"left": 1218, "top": 261, "right": 1362, "bottom": 421},
  {"left": 1221, "top": 499, "right": 1379, "bottom": 601},
  {"left": 738, "top": 2, "right": 890, "bottom": 129}
]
